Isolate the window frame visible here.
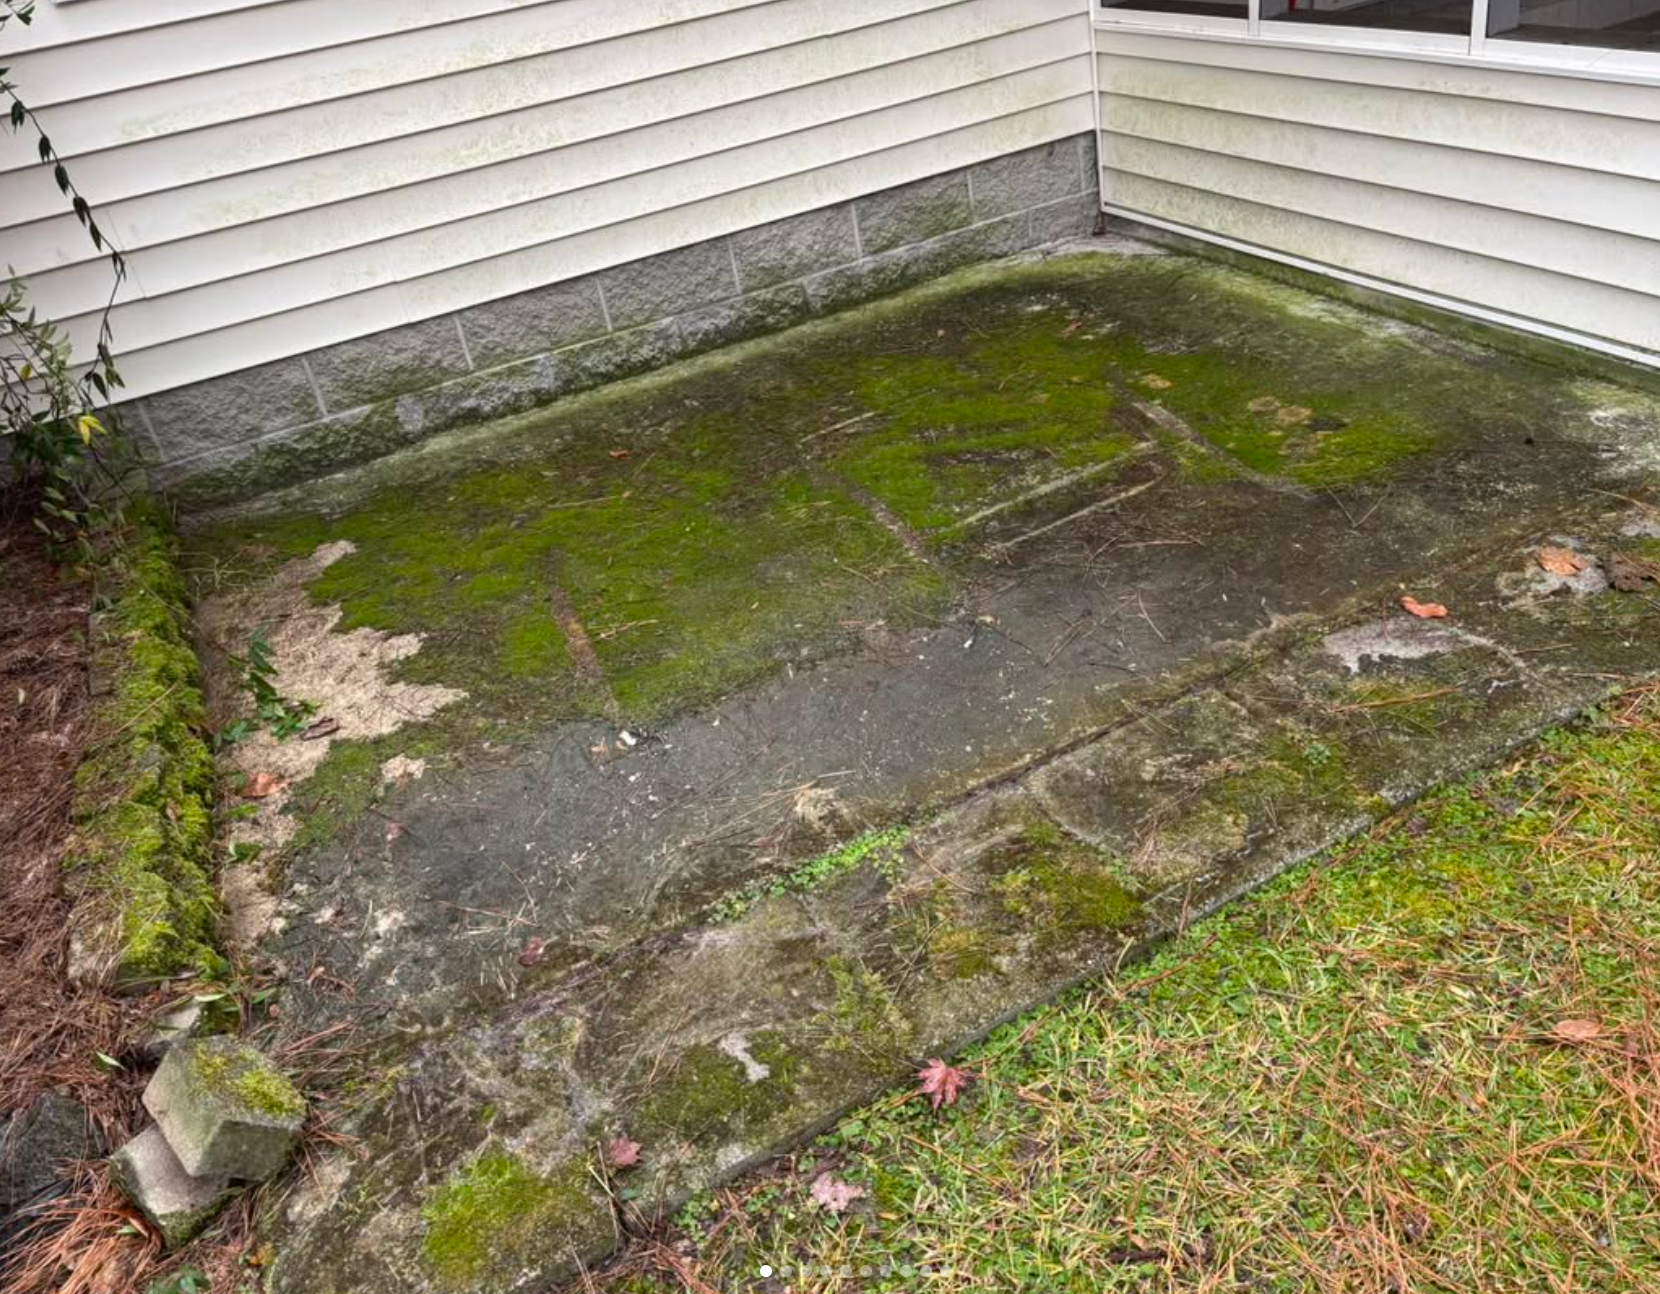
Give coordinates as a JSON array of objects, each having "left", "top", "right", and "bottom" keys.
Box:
[{"left": 1093, "top": 0, "right": 1660, "bottom": 88}]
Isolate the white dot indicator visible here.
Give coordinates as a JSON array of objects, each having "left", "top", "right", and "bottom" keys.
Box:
[{"left": 759, "top": 1264, "right": 774, "bottom": 1278}]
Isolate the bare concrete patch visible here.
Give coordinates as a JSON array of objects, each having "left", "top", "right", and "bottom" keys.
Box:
[{"left": 1322, "top": 617, "right": 1468, "bottom": 675}]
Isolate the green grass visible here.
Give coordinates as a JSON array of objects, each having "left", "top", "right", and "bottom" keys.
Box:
[{"left": 596, "top": 688, "right": 1660, "bottom": 1292}]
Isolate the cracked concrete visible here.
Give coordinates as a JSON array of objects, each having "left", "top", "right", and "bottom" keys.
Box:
[{"left": 179, "top": 244, "right": 1660, "bottom": 1294}]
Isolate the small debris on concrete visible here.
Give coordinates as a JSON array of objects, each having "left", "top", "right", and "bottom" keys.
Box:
[
  {"left": 1399, "top": 595, "right": 1449, "bottom": 619},
  {"left": 109, "top": 1125, "right": 234, "bottom": 1249},
  {"left": 143, "top": 1037, "right": 307, "bottom": 1182},
  {"left": 1608, "top": 551, "right": 1660, "bottom": 592}
]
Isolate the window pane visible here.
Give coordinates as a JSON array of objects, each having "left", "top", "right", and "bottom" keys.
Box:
[
  {"left": 1097, "top": 0, "right": 1247, "bottom": 18},
  {"left": 1488, "top": 0, "right": 1660, "bottom": 49},
  {"left": 1263, "top": 0, "right": 1473, "bottom": 35}
]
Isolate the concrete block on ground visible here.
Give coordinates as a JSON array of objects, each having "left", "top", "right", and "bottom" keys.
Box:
[
  {"left": 137, "top": 1002, "right": 206, "bottom": 1064},
  {"left": 110, "top": 1125, "right": 235, "bottom": 1249},
  {"left": 730, "top": 205, "right": 860, "bottom": 290},
  {"left": 138, "top": 358, "right": 321, "bottom": 462},
  {"left": 143, "top": 1038, "right": 306, "bottom": 1182},
  {"left": 970, "top": 140, "right": 1084, "bottom": 218},
  {"left": 854, "top": 171, "right": 974, "bottom": 255},
  {"left": 597, "top": 241, "right": 738, "bottom": 331},
  {"left": 457, "top": 278, "right": 609, "bottom": 369},
  {"left": 306, "top": 316, "right": 471, "bottom": 412}
]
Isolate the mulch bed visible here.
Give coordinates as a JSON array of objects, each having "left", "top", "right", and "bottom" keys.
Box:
[{"left": 0, "top": 486, "right": 146, "bottom": 1144}]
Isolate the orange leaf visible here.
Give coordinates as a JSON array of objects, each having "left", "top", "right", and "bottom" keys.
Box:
[
  {"left": 1400, "top": 596, "right": 1449, "bottom": 619},
  {"left": 1536, "top": 546, "right": 1586, "bottom": 577},
  {"left": 1551, "top": 1018, "right": 1604, "bottom": 1044},
  {"left": 604, "top": 1135, "right": 642, "bottom": 1168},
  {"left": 242, "top": 771, "right": 287, "bottom": 799}
]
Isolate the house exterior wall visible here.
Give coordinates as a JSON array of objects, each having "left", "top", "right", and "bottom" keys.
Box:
[
  {"left": 1092, "top": 28, "right": 1660, "bottom": 364},
  {"left": 1, "top": 0, "right": 1096, "bottom": 463}
]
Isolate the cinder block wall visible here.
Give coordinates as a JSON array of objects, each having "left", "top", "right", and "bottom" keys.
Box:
[{"left": 137, "top": 137, "right": 1100, "bottom": 508}]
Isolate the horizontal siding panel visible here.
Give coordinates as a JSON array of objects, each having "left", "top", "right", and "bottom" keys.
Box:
[
  {"left": 9, "top": 0, "right": 721, "bottom": 108},
  {"left": 1095, "top": 32, "right": 1660, "bottom": 121},
  {"left": 0, "top": 0, "right": 790, "bottom": 169},
  {"left": 1100, "top": 94, "right": 1660, "bottom": 244},
  {"left": 91, "top": 97, "right": 1094, "bottom": 398},
  {"left": 42, "top": 58, "right": 1089, "bottom": 340},
  {"left": 1098, "top": 54, "right": 1660, "bottom": 182},
  {"left": 4, "top": 0, "right": 1077, "bottom": 265},
  {"left": 1101, "top": 134, "right": 1660, "bottom": 296},
  {"left": 1107, "top": 172, "right": 1660, "bottom": 353}
]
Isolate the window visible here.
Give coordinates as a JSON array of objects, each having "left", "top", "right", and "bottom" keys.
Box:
[
  {"left": 1488, "top": 0, "right": 1660, "bottom": 50},
  {"left": 1096, "top": 0, "right": 1660, "bottom": 58},
  {"left": 1264, "top": 0, "right": 1474, "bottom": 37}
]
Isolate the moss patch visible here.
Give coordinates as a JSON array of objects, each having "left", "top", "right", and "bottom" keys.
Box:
[
  {"left": 420, "top": 1149, "right": 596, "bottom": 1288},
  {"left": 67, "top": 503, "right": 225, "bottom": 987},
  {"left": 192, "top": 1040, "right": 306, "bottom": 1119},
  {"left": 635, "top": 1037, "right": 800, "bottom": 1146}
]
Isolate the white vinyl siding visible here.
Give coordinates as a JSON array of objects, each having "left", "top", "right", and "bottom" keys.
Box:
[
  {"left": 1093, "top": 29, "right": 1660, "bottom": 360},
  {"left": 1, "top": 0, "right": 1094, "bottom": 399}
]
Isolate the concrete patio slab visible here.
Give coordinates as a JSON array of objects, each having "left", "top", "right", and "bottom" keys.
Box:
[{"left": 182, "top": 242, "right": 1660, "bottom": 1293}]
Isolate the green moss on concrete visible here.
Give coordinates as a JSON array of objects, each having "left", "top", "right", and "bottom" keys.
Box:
[
  {"left": 184, "top": 250, "right": 1649, "bottom": 865},
  {"left": 67, "top": 504, "right": 225, "bottom": 987},
  {"left": 710, "top": 826, "right": 910, "bottom": 923},
  {"left": 823, "top": 956, "right": 914, "bottom": 1059},
  {"left": 192, "top": 1041, "right": 306, "bottom": 1119},
  {"left": 420, "top": 1149, "right": 596, "bottom": 1288},
  {"left": 635, "top": 1038, "right": 800, "bottom": 1145}
]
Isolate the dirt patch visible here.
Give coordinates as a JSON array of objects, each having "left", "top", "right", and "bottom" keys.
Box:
[{"left": 197, "top": 541, "right": 464, "bottom": 944}]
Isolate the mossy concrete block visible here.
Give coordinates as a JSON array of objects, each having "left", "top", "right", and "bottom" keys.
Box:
[
  {"left": 678, "top": 283, "right": 813, "bottom": 353},
  {"left": 805, "top": 214, "right": 1028, "bottom": 313},
  {"left": 456, "top": 278, "right": 609, "bottom": 369},
  {"left": 160, "top": 403, "right": 412, "bottom": 511},
  {"left": 65, "top": 507, "right": 224, "bottom": 990},
  {"left": 395, "top": 354, "right": 556, "bottom": 442},
  {"left": 596, "top": 241, "right": 738, "bottom": 331},
  {"left": 730, "top": 204, "right": 860, "bottom": 290},
  {"left": 970, "top": 140, "right": 1082, "bottom": 218},
  {"left": 1029, "top": 192, "right": 1102, "bottom": 246},
  {"left": 144, "top": 1038, "right": 306, "bottom": 1181},
  {"left": 137, "top": 357, "right": 321, "bottom": 459},
  {"left": 307, "top": 316, "right": 471, "bottom": 411},
  {"left": 546, "top": 318, "right": 686, "bottom": 393},
  {"left": 855, "top": 171, "right": 974, "bottom": 255},
  {"left": 110, "top": 1125, "right": 235, "bottom": 1249}
]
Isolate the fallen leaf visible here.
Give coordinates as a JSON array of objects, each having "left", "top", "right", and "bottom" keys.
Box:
[
  {"left": 384, "top": 821, "right": 404, "bottom": 848},
  {"left": 1536, "top": 546, "right": 1587, "bottom": 577},
  {"left": 809, "top": 1173, "right": 867, "bottom": 1214},
  {"left": 1136, "top": 373, "right": 1173, "bottom": 391},
  {"left": 300, "top": 716, "right": 341, "bottom": 741},
  {"left": 519, "top": 937, "right": 549, "bottom": 967},
  {"left": 1274, "top": 405, "right": 1313, "bottom": 426},
  {"left": 1247, "top": 395, "right": 1280, "bottom": 414},
  {"left": 1060, "top": 318, "right": 1085, "bottom": 337},
  {"left": 1400, "top": 596, "right": 1449, "bottom": 620},
  {"left": 1608, "top": 551, "right": 1660, "bottom": 592},
  {"left": 607, "top": 448, "right": 631, "bottom": 459},
  {"left": 1551, "top": 1018, "right": 1605, "bottom": 1044},
  {"left": 604, "top": 1135, "right": 642, "bottom": 1169},
  {"left": 916, "top": 1057, "right": 973, "bottom": 1110},
  {"left": 242, "top": 771, "right": 287, "bottom": 799}
]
